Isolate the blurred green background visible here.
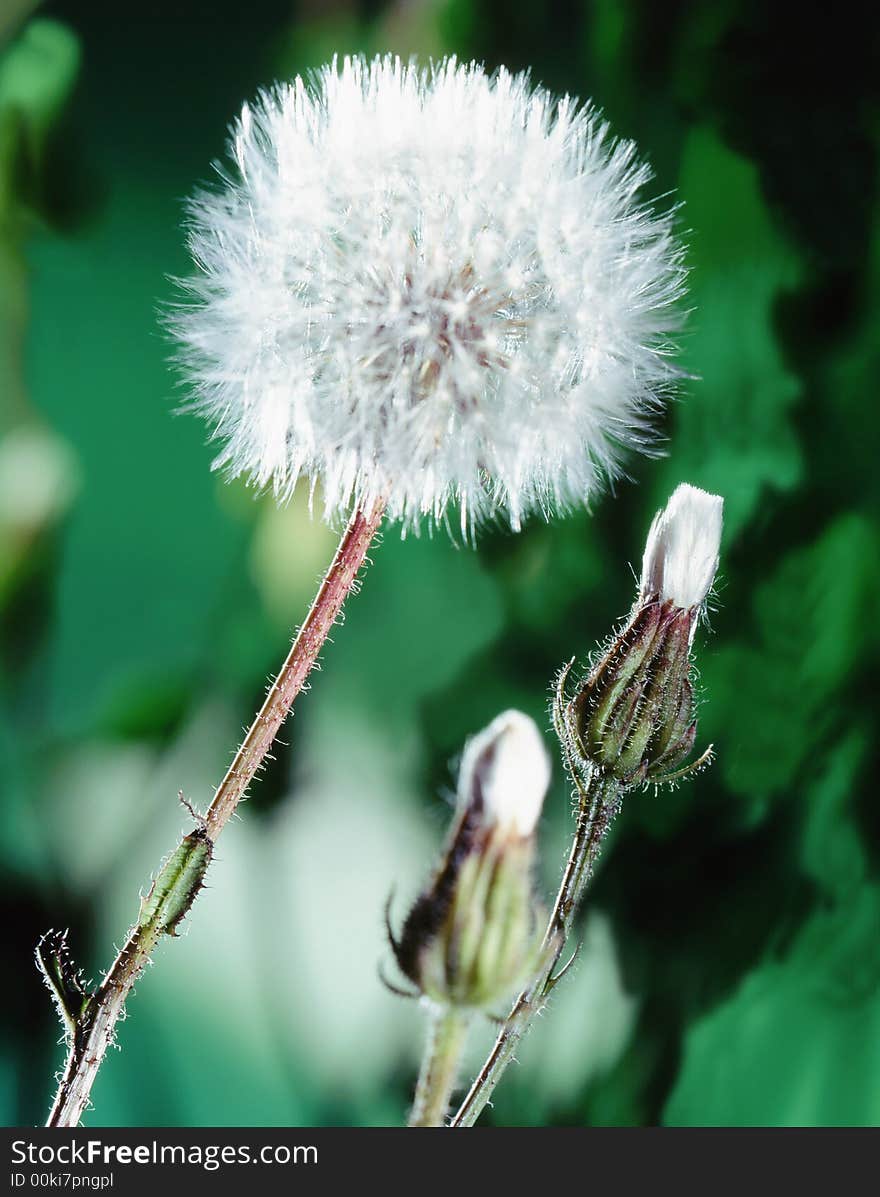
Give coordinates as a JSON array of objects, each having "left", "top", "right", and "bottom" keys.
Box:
[{"left": 2, "top": 0, "right": 879, "bottom": 1128}]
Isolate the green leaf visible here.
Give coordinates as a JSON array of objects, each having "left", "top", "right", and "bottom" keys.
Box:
[
  {"left": 665, "top": 886, "right": 880, "bottom": 1126},
  {"left": 703, "top": 513, "right": 880, "bottom": 800},
  {"left": 660, "top": 128, "right": 802, "bottom": 537}
]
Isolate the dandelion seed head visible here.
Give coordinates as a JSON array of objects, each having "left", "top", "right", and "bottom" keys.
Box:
[{"left": 175, "top": 55, "right": 687, "bottom": 534}]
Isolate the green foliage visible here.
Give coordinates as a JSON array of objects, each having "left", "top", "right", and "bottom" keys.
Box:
[
  {"left": 705, "top": 514, "right": 880, "bottom": 803},
  {"left": 666, "top": 887, "right": 880, "bottom": 1127},
  {"left": 667, "top": 127, "right": 803, "bottom": 536}
]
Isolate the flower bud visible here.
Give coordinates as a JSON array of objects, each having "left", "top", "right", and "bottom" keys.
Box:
[
  {"left": 389, "top": 711, "right": 549, "bottom": 1010},
  {"left": 559, "top": 484, "right": 722, "bottom": 788}
]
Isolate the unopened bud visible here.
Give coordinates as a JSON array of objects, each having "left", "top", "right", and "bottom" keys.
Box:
[
  {"left": 559, "top": 484, "right": 722, "bottom": 788},
  {"left": 139, "top": 828, "right": 213, "bottom": 939},
  {"left": 389, "top": 711, "right": 549, "bottom": 1010}
]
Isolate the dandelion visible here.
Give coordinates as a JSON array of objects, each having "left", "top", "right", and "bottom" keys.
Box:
[{"left": 176, "top": 54, "right": 686, "bottom": 535}]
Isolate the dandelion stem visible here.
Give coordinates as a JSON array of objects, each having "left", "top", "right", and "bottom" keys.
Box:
[
  {"left": 43, "top": 500, "right": 385, "bottom": 1127},
  {"left": 205, "top": 500, "right": 385, "bottom": 839},
  {"left": 409, "top": 1005, "right": 471, "bottom": 1127},
  {"left": 450, "top": 770, "right": 621, "bottom": 1127}
]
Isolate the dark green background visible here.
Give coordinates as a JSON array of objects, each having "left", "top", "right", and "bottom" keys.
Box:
[{"left": 2, "top": 0, "right": 878, "bottom": 1126}]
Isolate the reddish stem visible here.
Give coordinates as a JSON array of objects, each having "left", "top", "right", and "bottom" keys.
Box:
[
  {"left": 206, "top": 500, "right": 385, "bottom": 839},
  {"left": 45, "top": 500, "right": 384, "bottom": 1126}
]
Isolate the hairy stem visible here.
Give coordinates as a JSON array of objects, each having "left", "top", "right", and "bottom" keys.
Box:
[
  {"left": 205, "top": 502, "right": 384, "bottom": 838},
  {"left": 46, "top": 925, "right": 163, "bottom": 1128},
  {"left": 409, "top": 1005, "right": 471, "bottom": 1127},
  {"left": 450, "top": 769, "right": 621, "bottom": 1127},
  {"left": 44, "top": 501, "right": 385, "bottom": 1127}
]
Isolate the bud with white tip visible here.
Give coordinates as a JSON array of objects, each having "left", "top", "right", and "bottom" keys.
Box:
[
  {"left": 388, "top": 711, "right": 549, "bottom": 1010},
  {"left": 558, "top": 483, "right": 723, "bottom": 789}
]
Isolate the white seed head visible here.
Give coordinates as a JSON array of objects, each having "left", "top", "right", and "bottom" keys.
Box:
[
  {"left": 640, "top": 483, "right": 723, "bottom": 610},
  {"left": 459, "top": 709, "right": 551, "bottom": 836},
  {"left": 175, "top": 55, "right": 686, "bottom": 534}
]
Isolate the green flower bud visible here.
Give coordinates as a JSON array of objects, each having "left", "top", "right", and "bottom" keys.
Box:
[
  {"left": 558, "top": 484, "right": 722, "bottom": 789},
  {"left": 139, "top": 827, "right": 213, "bottom": 939},
  {"left": 567, "top": 600, "right": 699, "bottom": 785},
  {"left": 389, "top": 711, "right": 549, "bottom": 1010}
]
